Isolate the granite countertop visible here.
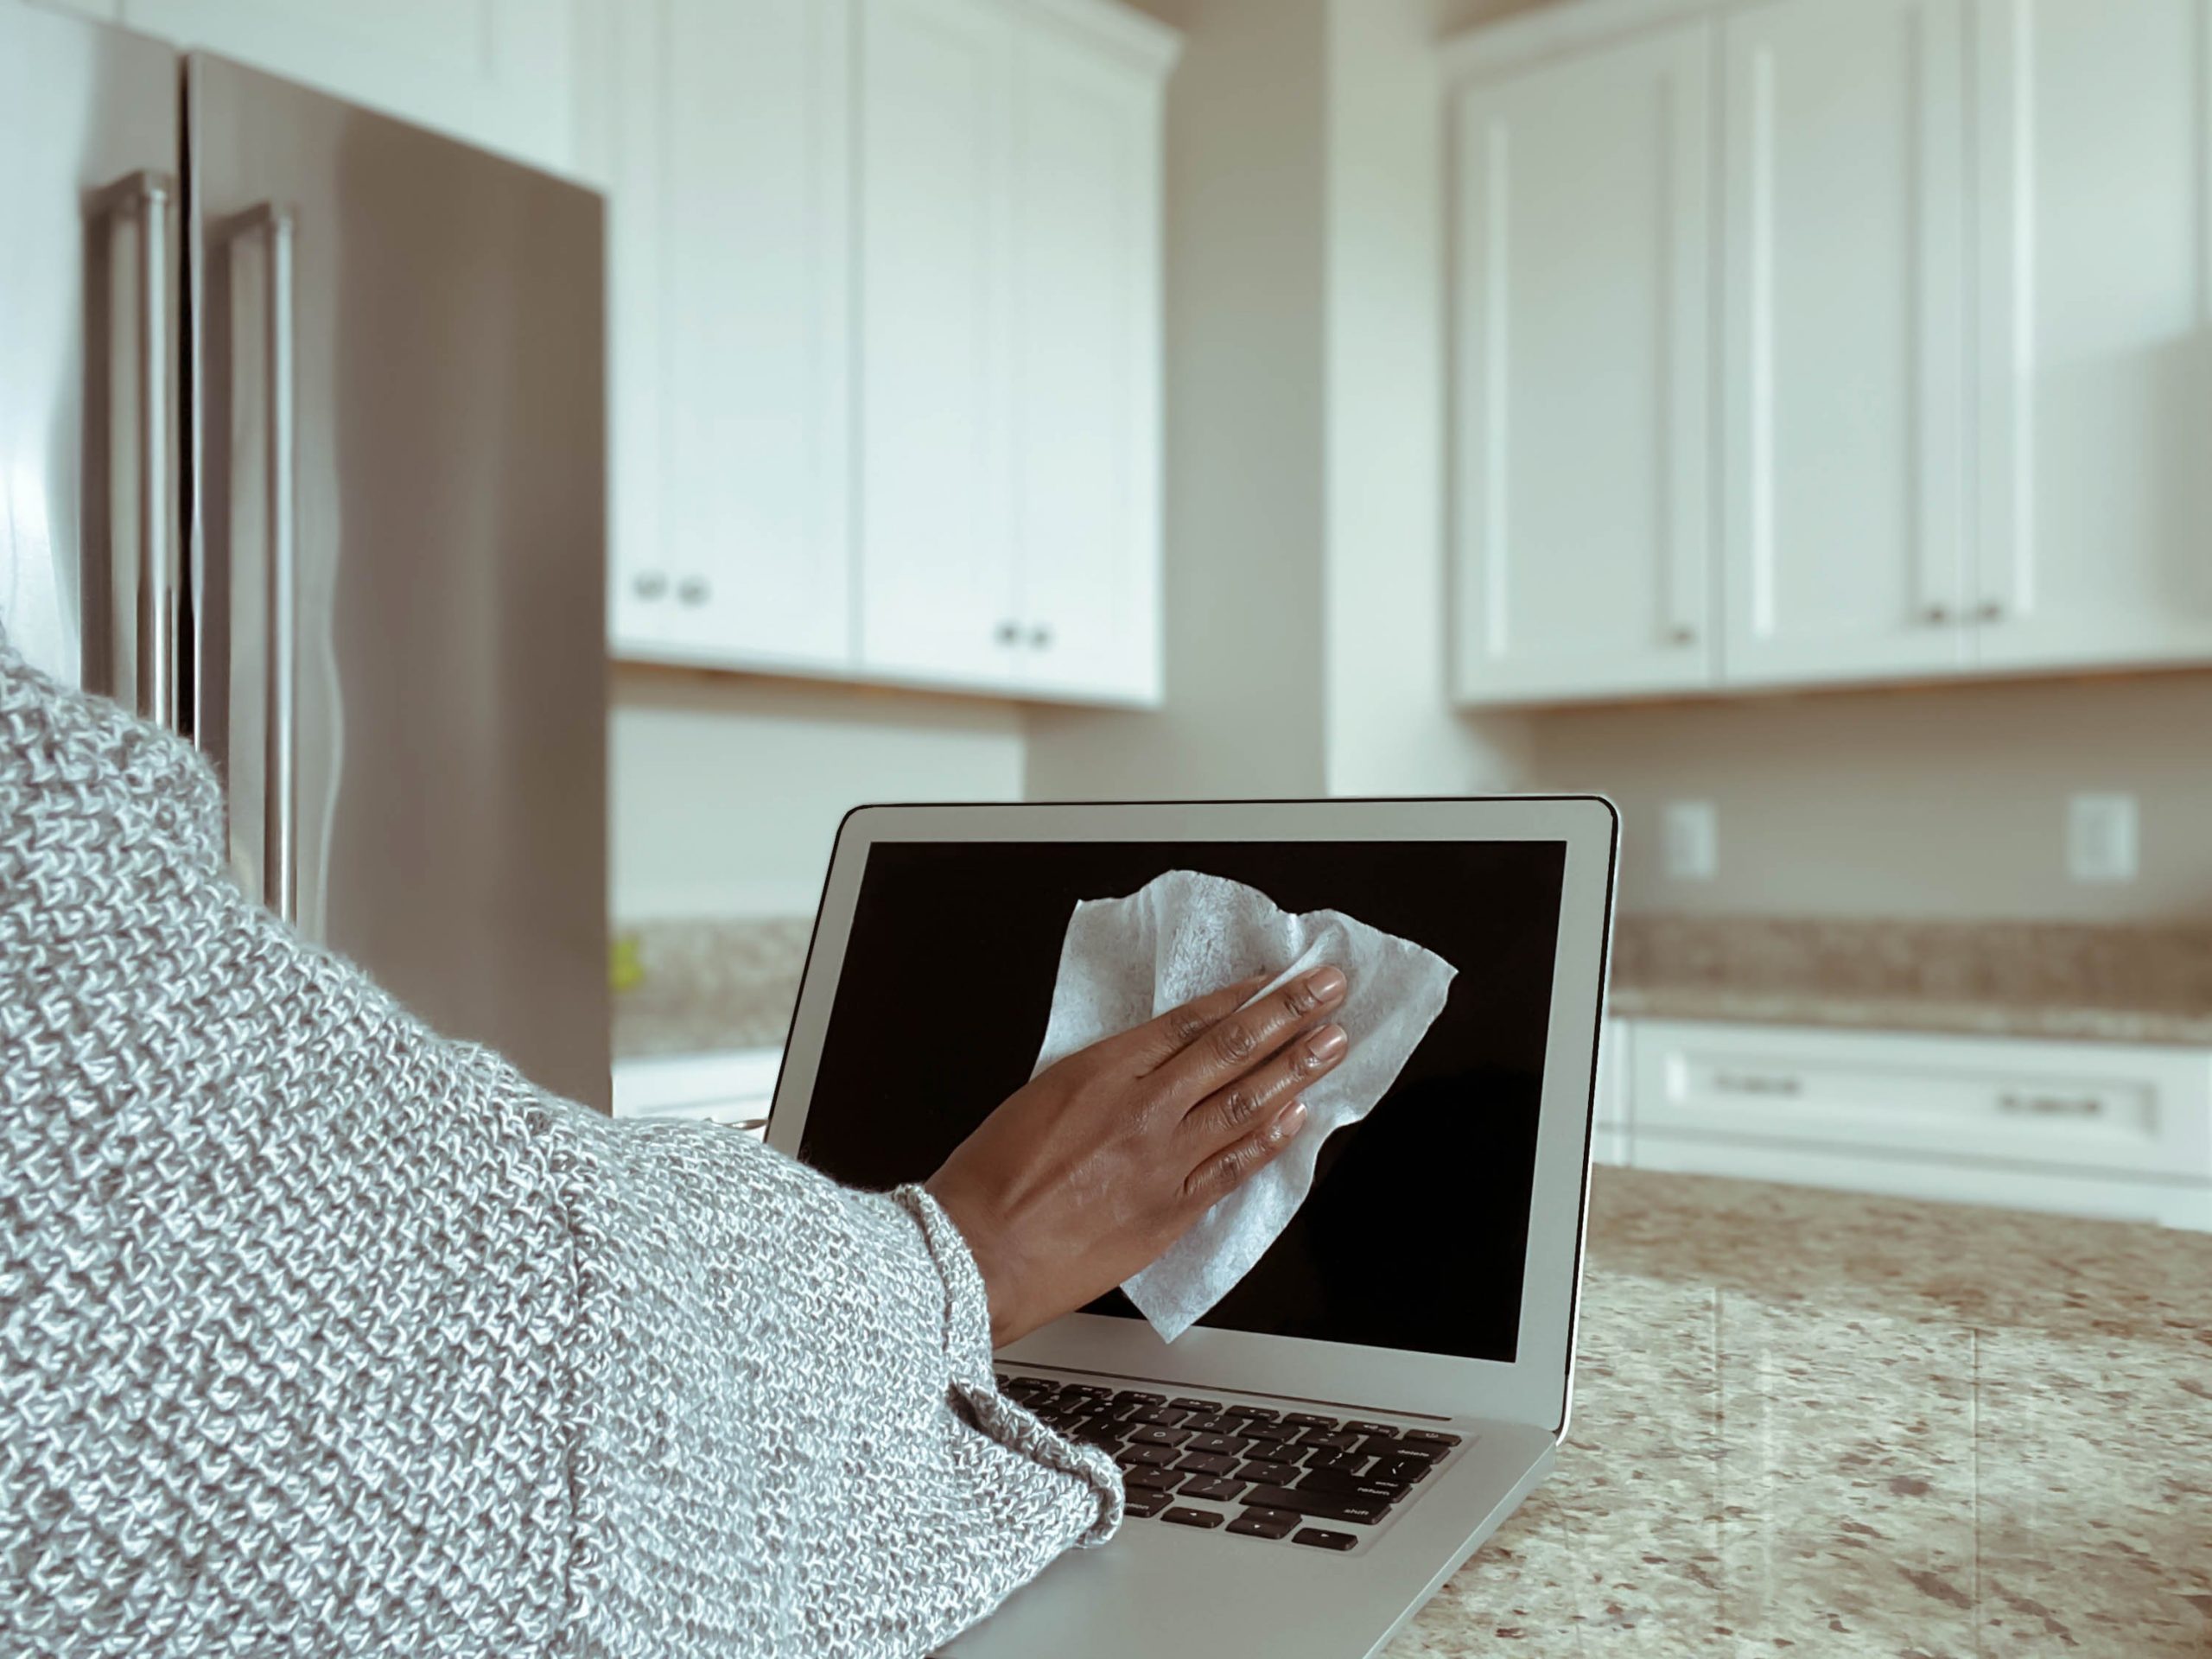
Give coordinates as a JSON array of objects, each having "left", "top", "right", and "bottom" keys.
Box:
[
  {"left": 1611, "top": 916, "right": 2212, "bottom": 1046},
  {"left": 1394, "top": 1167, "right": 2212, "bottom": 1656},
  {"left": 609, "top": 914, "right": 2212, "bottom": 1059}
]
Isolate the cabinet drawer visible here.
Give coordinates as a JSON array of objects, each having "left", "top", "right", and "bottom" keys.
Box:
[{"left": 1631, "top": 1021, "right": 2212, "bottom": 1180}]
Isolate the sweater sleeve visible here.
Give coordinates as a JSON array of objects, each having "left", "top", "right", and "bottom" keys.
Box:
[{"left": 0, "top": 638, "right": 1120, "bottom": 1659}]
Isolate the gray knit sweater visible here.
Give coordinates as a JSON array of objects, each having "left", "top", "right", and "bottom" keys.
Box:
[{"left": 0, "top": 636, "right": 1120, "bottom": 1657}]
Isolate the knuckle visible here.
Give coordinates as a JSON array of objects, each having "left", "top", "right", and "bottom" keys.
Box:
[
  {"left": 1211, "top": 1019, "right": 1257, "bottom": 1065},
  {"left": 1168, "top": 1007, "right": 1211, "bottom": 1049},
  {"left": 1218, "top": 1086, "right": 1261, "bottom": 1128},
  {"left": 1279, "top": 977, "right": 1317, "bottom": 1017}
]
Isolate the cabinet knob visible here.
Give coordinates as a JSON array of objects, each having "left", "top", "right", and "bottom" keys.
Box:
[
  {"left": 677, "top": 575, "right": 710, "bottom": 607},
  {"left": 1977, "top": 600, "right": 2005, "bottom": 623},
  {"left": 1029, "top": 624, "right": 1053, "bottom": 649},
  {"left": 632, "top": 571, "right": 669, "bottom": 601},
  {"left": 1923, "top": 602, "right": 1953, "bottom": 625},
  {"left": 1668, "top": 625, "right": 1696, "bottom": 646},
  {"left": 995, "top": 620, "right": 1021, "bottom": 645}
]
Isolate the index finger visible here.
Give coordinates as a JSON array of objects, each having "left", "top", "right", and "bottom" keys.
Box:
[
  {"left": 1109, "top": 973, "right": 1272, "bottom": 1072},
  {"left": 1150, "top": 963, "right": 1349, "bottom": 1107}
]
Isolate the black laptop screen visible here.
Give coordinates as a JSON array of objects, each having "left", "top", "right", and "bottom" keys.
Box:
[{"left": 794, "top": 839, "right": 1568, "bottom": 1364}]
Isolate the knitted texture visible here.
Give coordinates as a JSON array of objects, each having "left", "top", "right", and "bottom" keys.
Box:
[{"left": 0, "top": 636, "right": 1121, "bottom": 1657}]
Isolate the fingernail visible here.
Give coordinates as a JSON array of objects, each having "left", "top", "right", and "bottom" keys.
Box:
[
  {"left": 1276, "top": 1100, "right": 1309, "bottom": 1138},
  {"left": 1307, "top": 1024, "right": 1348, "bottom": 1066},
  {"left": 1305, "top": 965, "right": 1348, "bottom": 1002}
]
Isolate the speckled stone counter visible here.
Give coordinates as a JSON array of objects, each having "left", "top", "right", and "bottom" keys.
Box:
[
  {"left": 1613, "top": 917, "right": 2212, "bottom": 1046},
  {"left": 1393, "top": 1168, "right": 2212, "bottom": 1656}
]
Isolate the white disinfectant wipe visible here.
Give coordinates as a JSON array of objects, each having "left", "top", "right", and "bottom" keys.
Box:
[{"left": 1030, "top": 869, "right": 1457, "bottom": 1342}]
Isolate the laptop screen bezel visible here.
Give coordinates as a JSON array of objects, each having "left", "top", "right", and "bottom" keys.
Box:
[{"left": 765, "top": 796, "right": 1618, "bottom": 1438}]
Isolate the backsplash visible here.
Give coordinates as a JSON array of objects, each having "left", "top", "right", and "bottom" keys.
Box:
[{"left": 609, "top": 917, "right": 812, "bottom": 1059}]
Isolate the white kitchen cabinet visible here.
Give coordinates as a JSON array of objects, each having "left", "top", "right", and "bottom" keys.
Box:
[
  {"left": 1971, "top": 0, "right": 2212, "bottom": 673},
  {"left": 1628, "top": 1018, "right": 2212, "bottom": 1230},
  {"left": 1450, "top": 20, "right": 1717, "bottom": 706},
  {"left": 122, "top": 0, "right": 574, "bottom": 170},
  {"left": 856, "top": 0, "right": 1022, "bottom": 690},
  {"left": 1005, "top": 13, "right": 1165, "bottom": 703},
  {"left": 857, "top": 0, "right": 1171, "bottom": 703},
  {"left": 1719, "top": 0, "right": 1973, "bottom": 688},
  {"left": 1590, "top": 1017, "right": 1630, "bottom": 1166},
  {"left": 601, "top": 0, "right": 855, "bottom": 675}
]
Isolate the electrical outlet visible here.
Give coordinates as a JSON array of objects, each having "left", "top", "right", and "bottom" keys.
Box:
[
  {"left": 1662, "top": 800, "right": 1719, "bottom": 881},
  {"left": 2067, "top": 793, "right": 2139, "bottom": 884}
]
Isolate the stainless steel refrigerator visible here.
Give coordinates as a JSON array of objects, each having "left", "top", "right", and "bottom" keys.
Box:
[{"left": 0, "top": 0, "right": 611, "bottom": 1109}]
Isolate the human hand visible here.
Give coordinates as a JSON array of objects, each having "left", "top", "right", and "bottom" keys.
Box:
[{"left": 925, "top": 965, "right": 1351, "bottom": 1347}]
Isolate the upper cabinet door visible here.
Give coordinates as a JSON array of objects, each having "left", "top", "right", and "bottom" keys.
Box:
[
  {"left": 1974, "top": 0, "right": 2212, "bottom": 671},
  {"left": 1007, "top": 21, "right": 1165, "bottom": 706},
  {"left": 1451, "top": 23, "right": 1716, "bottom": 706},
  {"left": 604, "top": 0, "right": 855, "bottom": 671},
  {"left": 123, "top": 0, "right": 573, "bottom": 169},
  {"left": 856, "top": 0, "right": 1023, "bottom": 690},
  {"left": 1719, "top": 0, "right": 1970, "bottom": 688}
]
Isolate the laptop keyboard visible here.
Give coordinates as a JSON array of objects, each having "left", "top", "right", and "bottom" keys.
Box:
[{"left": 995, "top": 1370, "right": 1466, "bottom": 1553}]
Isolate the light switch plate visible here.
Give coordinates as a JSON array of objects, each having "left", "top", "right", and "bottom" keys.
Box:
[
  {"left": 2067, "top": 793, "right": 2139, "bottom": 884},
  {"left": 1662, "top": 800, "right": 1719, "bottom": 881}
]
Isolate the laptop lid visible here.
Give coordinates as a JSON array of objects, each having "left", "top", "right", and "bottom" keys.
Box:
[{"left": 766, "top": 797, "right": 1618, "bottom": 1437}]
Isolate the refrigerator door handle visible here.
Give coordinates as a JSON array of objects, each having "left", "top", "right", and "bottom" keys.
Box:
[
  {"left": 97, "top": 170, "right": 177, "bottom": 728},
  {"left": 241, "top": 203, "right": 299, "bottom": 925}
]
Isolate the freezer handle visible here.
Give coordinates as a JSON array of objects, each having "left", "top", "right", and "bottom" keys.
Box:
[
  {"left": 104, "top": 171, "right": 177, "bottom": 728},
  {"left": 243, "top": 204, "right": 299, "bottom": 925}
]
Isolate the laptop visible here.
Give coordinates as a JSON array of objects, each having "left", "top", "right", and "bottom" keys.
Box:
[{"left": 765, "top": 797, "right": 1618, "bottom": 1658}]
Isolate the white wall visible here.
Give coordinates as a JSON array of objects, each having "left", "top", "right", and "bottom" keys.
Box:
[
  {"left": 1322, "top": 0, "right": 1529, "bottom": 796},
  {"left": 1026, "top": 0, "right": 1333, "bottom": 801},
  {"left": 610, "top": 671, "right": 1026, "bottom": 920},
  {"left": 1526, "top": 673, "right": 2212, "bottom": 922}
]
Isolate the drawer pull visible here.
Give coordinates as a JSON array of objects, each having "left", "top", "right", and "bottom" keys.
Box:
[
  {"left": 1998, "top": 1092, "right": 2103, "bottom": 1118},
  {"left": 1712, "top": 1071, "right": 1802, "bottom": 1096}
]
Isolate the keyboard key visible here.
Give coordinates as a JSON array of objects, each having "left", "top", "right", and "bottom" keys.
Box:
[
  {"left": 1298, "top": 1430, "right": 1362, "bottom": 1452},
  {"left": 1400, "top": 1430, "right": 1462, "bottom": 1447},
  {"left": 1174, "top": 1452, "right": 1239, "bottom": 1477},
  {"left": 1071, "top": 1422, "right": 1122, "bottom": 1449},
  {"left": 1180, "top": 1476, "right": 1249, "bottom": 1503},
  {"left": 1298, "top": 1468, "right": 1407, "bottom": 1503},
  {"left": 1292, "top": 1528, "right": 1358, "bottom": 1552},
  {"left": 1127, "top": 1406, "right": 1188, "bottom": 1427},
  {"left": 1302, "top": 1450, "right": 1369, "bottom": 1477},
  {"left": 1228, "top": 1506, "right": 1301, "bottom": 1541},
  {"left": 1125, "top": 1465, "right": 1182, "bottom": 1492},
  {"left": 1281, "top": 1412, "right": 1338, "bottom": 1428},
  {"left": 1223, "top": 1404, "right": 1279, "bottom": 1421},
  {"left": 1186, "top": 1434, "right": 1249, "bottom": 1458},
  {"left": 1374, "top": 1440, "right": 1441, "bottom": 1465},
  {"left": 1120, "top": 1443, "right": 1179, "bottom": 1468},
  {"left": 1342, "top": 1421, "right": 1398, "bottom": 1437},
  {"left": 1242, "top": 1421, "right": 1300, "bottom": 1444},
  {"left": 1236, "top": 1459, "right": 1302, "bottom": 1485},
  {"left": 1179, "top": 1414, "right": 1242, "bottom": 1435},
  {"left": 1058, "top": 1383, "right": 1112, "bottom": 1398},
  {"left": 1128, "top": 1426, "right": 1190, "bottom": 1447},
  {"left": 1112, "top": 1390, "right": 1166, "bottom": 1406},
  {"left": 1124, "top": 1492, "right": 1170, "bottom": 1519},
  {"left": 1348, "top": 1433, "right": 1402, "bottom": 1460},
  {"left": 1160, "top": 1507, "right": 1225, "bottom": 1530},
  {"left": 1239, "top": 1484, "right": 1389, "bottom": 1525},
  {"left": 1367, "top": 1455, "right": 1437, "bottom": 1485},
  {"left": 1169, "top": 1397, "right": 1221, "bottom": 1413}
]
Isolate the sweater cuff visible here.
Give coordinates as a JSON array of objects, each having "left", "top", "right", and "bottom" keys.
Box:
[{"left": 892, "top": 1184, "right": 1123, "bottom": 1546}]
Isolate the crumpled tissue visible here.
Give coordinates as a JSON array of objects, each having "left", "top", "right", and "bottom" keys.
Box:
[{"left": 1030, "top": 868, "right": 1457, "bottom": 1342}]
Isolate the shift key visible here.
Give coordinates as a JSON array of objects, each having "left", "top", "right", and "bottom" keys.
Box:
[{"left": 1238, "top": 1484, "right": 1388, "bottom": 1525}]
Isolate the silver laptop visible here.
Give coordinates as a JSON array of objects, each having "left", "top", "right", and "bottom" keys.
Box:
[{"left": 765, "top": 797, "right": 1618, "bottom": 1658}]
